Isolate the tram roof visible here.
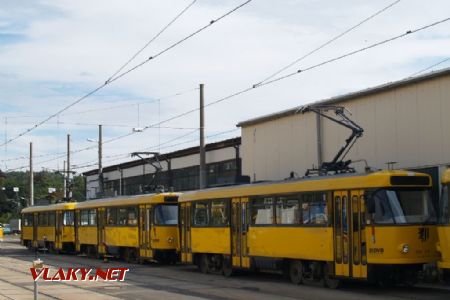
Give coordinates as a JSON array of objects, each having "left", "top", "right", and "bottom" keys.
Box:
[
  {"left": 179, "top": 170, "right": 431, "bottom": 202},
  {"left": 75, "top": 192, "right": 180, "bottom": 209},
  {"left": 21, "top": 202, "right": 77, "bottom": 213}
]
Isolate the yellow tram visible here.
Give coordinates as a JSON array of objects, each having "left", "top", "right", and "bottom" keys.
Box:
[
  {"left": 75, "top": 193, "right": 180, "bottom": 262},
  {"left": 21, "top": 202, "right": 77, "bottom": 252},
  {"left": 437, "top": 168, "right": 450, "bottom": 282},
  {"left": 179, "top": 170, "right": 438, "bottom": 287}
]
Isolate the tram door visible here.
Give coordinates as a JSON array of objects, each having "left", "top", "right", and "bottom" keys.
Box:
[
  {"left": 97, "top": 208, "right": 106, "bottom": 254},
  {"left": 55, "top": 210, "right": 62, "bottom": 250},
  {"left": 139, "top": 205, "right": 152, "bottom": 258},
  {"left": 334, "top": 190, "right": 367, "bottom": 278},
  {"left": 180, "top": 202, "right": 192, "bottom": 263},
  {"left": 231, "top": 198, "right": 250, "bottom": 269},
  {"left": 350, "top": 190, "right": 367, "bottom": 278},
  {"left": 75, "top": 210, "right": 80, "bottom": 251},
  {"left": 33, "top": 213, "right": 38, "bottom": 248}
]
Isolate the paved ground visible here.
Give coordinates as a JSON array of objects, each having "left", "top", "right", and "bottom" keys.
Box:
[{"left": 0, "top": 236, "right": 449, "bottom": 300}]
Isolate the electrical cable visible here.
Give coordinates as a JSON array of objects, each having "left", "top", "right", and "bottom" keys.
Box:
[
  {"left": 408, "top": 57, "right": 450, "bottom": 77},
  {"left": 106, "top": 0, "right": 198, "bottom": 82},
  {"left": 254, "top": 0, "right": 402, "bottom": 86},
  {"left": 0, "top": 0, "right": 252, "bottom": 147}
]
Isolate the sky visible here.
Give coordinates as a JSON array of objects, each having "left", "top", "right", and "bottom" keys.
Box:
[{"left": 0, "top": 0, "right": 449, "bottom": 174}]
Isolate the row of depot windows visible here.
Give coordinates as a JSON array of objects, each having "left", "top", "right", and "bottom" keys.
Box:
[
  {"left": 107, "top": 207, "right": 138, "bottom": 226},
  {"left": 191, "top": 193, "right": 330, "bottom": 227}
]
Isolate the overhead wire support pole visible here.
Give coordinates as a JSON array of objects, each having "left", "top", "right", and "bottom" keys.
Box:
[
  {"left": 98, "top": 124, "right": 103, "bottom": 196},
  {"left": 199, "top": 84, "right": 206, "bottom": 189},
  {"left": 29, "top": 142, "right": 34, "bottom": 206},
  {"left": 66, "top": 134, "right": 70, "bottom": 201}
]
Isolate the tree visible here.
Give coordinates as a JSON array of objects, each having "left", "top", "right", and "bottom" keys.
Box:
[{"left": 0, "top": 171, "right": 86, "bottom": 223}]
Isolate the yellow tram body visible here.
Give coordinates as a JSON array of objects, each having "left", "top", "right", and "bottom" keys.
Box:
[
  {"left": 75, "top": 193, "right": 180, "bottom": 262},
  {"left": 21, "top": 202, "right": 77, "bottom": 252},
  {"left": 437, "top": 168, "right": 450, "bottom": 280},
  {"left": 179, "top": 170, "right": 438, "bottom": 286}
]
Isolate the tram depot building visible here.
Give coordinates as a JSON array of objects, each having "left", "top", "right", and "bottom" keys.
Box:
[{"left": 85, "top": 68, "right": 450, "bottom": 211}]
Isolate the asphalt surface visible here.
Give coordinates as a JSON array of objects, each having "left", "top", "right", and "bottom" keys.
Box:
[{"left": 0, "top": 235, "right": 449, "bottom": 300}]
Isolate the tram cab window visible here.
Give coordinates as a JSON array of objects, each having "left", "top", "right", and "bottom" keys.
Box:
[
  {"left": 302, "top": 193, "right": 328, "bottom": 225},
  {"left": 372, "top": 189, "right": 436, "bottom": 224},
  {"left": 63, "top": 211, "right": 75, "bottom": 226},
  {"left": 193, "top": 202, "right": 209, "bottom": 226},
  {"left": 154, "top": 204, "right": 178, "bottom": 225},
  {"left": 275, "top": 196, "right": 300, "bottom": 224},
  {"left": 251, "top": 197, "right": 274, "bottom": 225},
  {"left": 23, "top": 214, "right": 33, "bottom": 226}
]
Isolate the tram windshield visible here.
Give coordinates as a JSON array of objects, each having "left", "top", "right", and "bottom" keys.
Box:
[
  {"left": 154, "top": 204, "right": 178, "bottom": 225},
  {"left": 371, "top": 189, "right": 436, "bottom": 224},
  {"left": 441, "top": 185, "right": 449, "bottom": 224}
]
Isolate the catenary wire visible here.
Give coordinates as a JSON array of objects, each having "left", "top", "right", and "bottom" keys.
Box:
[
  {"left": 0, "top": 0, "right": 253, "bottom": 148},
  {"left": 5, "top": 16, "right": 448, "bottom": 171},
  {"left": 106, "top": 0, "right": 198, "bottom": 82},
  {"left": 408, "top": 57, "right": 450, "bottom": 77},
  {"left": 254, "top": 0, "right": 402, "bottom": 86}
]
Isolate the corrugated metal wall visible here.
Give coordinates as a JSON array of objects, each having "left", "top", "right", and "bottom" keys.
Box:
[{"left": 241, "top": 75, "right": 450, "bottom": 181}]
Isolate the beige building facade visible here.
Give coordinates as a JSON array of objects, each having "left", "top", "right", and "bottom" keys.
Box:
[{"left": 238, "top": 69, "right": 450, "bottom": 192}]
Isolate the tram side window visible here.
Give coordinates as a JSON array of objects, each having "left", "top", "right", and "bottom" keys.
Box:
[
  {"left": 38, "top": 212, "right": 48, "bottom": 226},
  {"left": 49, "top": 212, "right": 55, "bottom": 226},
  {"left": 107, "top": 208, "right": 117, "bottom": 225},
  {"left": 302, "top": 193, "right": 328, "bottom": 225},
  {"left": 251, "top": 197, "right": 274, "bottom": 225},
  {"left": 80, "top": 210, "right": 89, "bottom": 226},
  {"left": 63, "top": 211, "right": 75, "bottom": 226},
  {"left": 275, "top": 196, "right": 300, "bottom": 224},
  {"left": 118, "top": 208, "right": 128, "bottom": 225},
  {"left": 193, "top": 202, "right": 209, "bottom": 226},
  {"left": 106, "top": 207, "right": 137, "bottom": 226},
  {"left": 210, "top": 200, "right": 229, "bottom": 226},
  {"left": 89, "top": 209, "right": 97, "bottom": 226},
  {"left": 127, "top": 207, "right": 137, "bottom": 226}
]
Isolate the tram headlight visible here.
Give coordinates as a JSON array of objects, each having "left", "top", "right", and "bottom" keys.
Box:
[{"left": 401, "top": 244, "right": 409, "bottom": 254}]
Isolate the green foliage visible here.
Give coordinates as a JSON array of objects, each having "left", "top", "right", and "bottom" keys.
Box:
[{"left": 0, "top": 171, "right": 85, "bottom": 223}]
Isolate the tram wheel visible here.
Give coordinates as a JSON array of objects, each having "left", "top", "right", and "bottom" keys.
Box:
[
  {"left": 222, "top": 256, "right": 233, "bottom": 277},
  {"left": 199, "top": 254, "right": 209, "bottom": 274},
  {"left": 289, "top": 260, "right": 303, "bottom": 285},
  {"left": 323, "top": 264, "right": 340, "bottom": 289}
]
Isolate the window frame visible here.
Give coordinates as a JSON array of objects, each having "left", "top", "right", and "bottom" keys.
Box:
[
  {"left": 106, "top": 206, "right": 139, "bottom": 227},
  {"left": 63, "top": 211, "right": 75, "bottom": 227},
  {"left": 249, "top": 192, "right": 330, "bottom": 227}
]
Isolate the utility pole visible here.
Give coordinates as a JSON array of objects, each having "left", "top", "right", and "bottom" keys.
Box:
[
  {"left": 199, "top": 83, "right": 206, "bottom": 189},
  {"left": 66, "top": 134, "right": 71, "bottom": 200},
  {"left": 29, "top": 142, "right": 34, "bottom": 206},
  {"left": 63, "top": 160, "right": 66, "bottom": 199},
  {"left": 98, "top": 124, "right": 103, "bottom": 196}
]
